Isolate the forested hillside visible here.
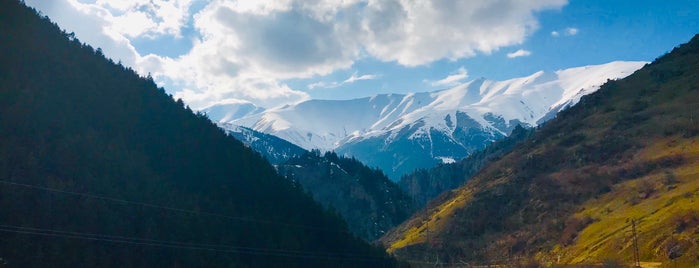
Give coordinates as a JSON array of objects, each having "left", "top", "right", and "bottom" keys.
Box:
[
  {"left": 382, "top": 35, "right": 699, "bottom": 267},
  {"left": 0, "top": 1, "right": 396, "bottom": 267},
  {"left": 279, "top": 151, "right": 415, "bottom": 241},
  {"left": 398, "top": 125, "right": 534, "bottom": 207},
  {"left": 221, "top": 124, "right": 307, "bottom": 164}
]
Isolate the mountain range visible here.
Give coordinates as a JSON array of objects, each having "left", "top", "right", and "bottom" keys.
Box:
[
  {"left": 220, "top": 124, "right": 306, "bottom": 164},
  {"left": 381, "top": 34, "right": 699, "bottom": 266},
  {"left": 212, "top": 61, "right": 646, "bottom": 179}
]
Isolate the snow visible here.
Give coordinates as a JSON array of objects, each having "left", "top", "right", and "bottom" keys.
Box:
[
  {"left": 224, "top": 61, "right": 647, "bottom": 151},
  {"left": 437, "top": 157, "right": 456, "bottom": 164},
  {"left": 201, "top": 100, "right": 265, "bottom": 123}
]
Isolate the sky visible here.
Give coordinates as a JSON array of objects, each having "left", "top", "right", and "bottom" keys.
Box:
[{"left": 25, "top": 0, "right": 699, "bottom": 110}]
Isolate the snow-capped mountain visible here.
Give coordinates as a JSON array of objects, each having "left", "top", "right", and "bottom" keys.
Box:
[
  {"left": 221, "top": 124, "right": 306, "bottom": 164},
  {"left": 222, "top": 61, "right": 646, "bottom": 179},
  {"left": 202, "top": 99, "right": 265, "bottom": 123}
]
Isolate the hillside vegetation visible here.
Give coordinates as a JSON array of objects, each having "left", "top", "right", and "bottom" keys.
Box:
[
  {"left": 0, "top": 1, "right": 396, "bottom": 267},
  {"left": 381, "top": 34, "right": 699, "bottom": 267},
  {"left": 398, "top": 125, "right": 534, "bottom": 207},
  {"left": 279, "top": 151, "right": 415, "bottom": 241}
]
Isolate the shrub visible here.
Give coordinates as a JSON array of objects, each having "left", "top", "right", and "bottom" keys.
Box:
[{"left": 559, "top": 216, "right": 594, "bottom": 246}]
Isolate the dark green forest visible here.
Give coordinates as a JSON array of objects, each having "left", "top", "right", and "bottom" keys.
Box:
[
  {"left": 398, "top": 125, "right": 534, "bottom": 207},
  {"left": 279, "top": 151, "right": 415, "bottom": 241},
  {"left": 0, "top": 1, "right": 396, "bottom": 267}
]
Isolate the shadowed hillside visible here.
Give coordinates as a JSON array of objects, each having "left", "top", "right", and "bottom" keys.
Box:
[
  {"left": 279, "top": 151, "right": 415, "bottom": 241},
  {"left": 382, "top": 34, "right": 699, "bottom": 267},
  {"left": 0, "top": 1, "right": 397, "bottom": 267}
]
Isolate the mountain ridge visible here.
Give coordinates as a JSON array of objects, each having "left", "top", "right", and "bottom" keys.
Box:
[
  {"left": 380, "top": 34, "right": 699, "bottom": 266},
  {"left": 219, "top": 61, "right": 645, "bottom": 179}
]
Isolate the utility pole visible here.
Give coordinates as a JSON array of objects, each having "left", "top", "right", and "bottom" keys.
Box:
[{"left": 632, "top": 219, "right": 641, "bottom": 268}]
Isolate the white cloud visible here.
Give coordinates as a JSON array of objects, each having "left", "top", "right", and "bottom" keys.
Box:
[
  {"left": 25, "top": 0, "right": 569, "bottom": 109},
  {"left": 308, "top": 72, "right": 378, "bottom": 89},
  {"left": 552, "top": 27, "right": 579, "bottom": 37},
  {"left": 565, "top": 27, "right": 579, "bottom": 36},
  {"left": 430, "top": 67, "right": 468, "bottom": 87},
  {"left": 96, "top": 0, "right": 196, "bottom": 38},
  {"left": 507, "top": 49, "right": 532, "bottom": 58},
  {"left": 307, "top": 81, "right": 333, "bottom": 90},
  {"left": 360, "top": 0, "right": 567, "bottom": 66},
  {"left": 25, "top": 0, "right": 141, "bottom": 66},
  {"left": 344, "top": 73, "right": 378, "bottom": 84}
]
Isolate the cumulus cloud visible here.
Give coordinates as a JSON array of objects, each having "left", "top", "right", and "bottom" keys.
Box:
[
  {"left": 25, "top": 0, "right": 569, "bottom": 109},
  {"left": 507, "top": 49, "right": 532, "bottom": 58},
  {"left": 430, "top": 67, "right": 469, "bottom": 87},
  {"left": 25, "top": 0, "right": 141, "bottom": 66},
  {"left": 96, "top": 0, "right": 196, "bottom": 38},
  {"left": 198, "top": 4, "right": 358, "bottom": 78},
  {"left": 360, "top": 0, "right": 567, "bottom": 65}
]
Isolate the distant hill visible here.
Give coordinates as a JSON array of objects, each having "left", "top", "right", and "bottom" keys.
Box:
[
  {"left": 0, "top": 1, "right": 396, "bottom": 267},
  {"left": 226, "top": 61, "right": 645, "bottom": 180},
  {"left": 279, "top": 151, "right": 415, "bottom": 241},
  {"left": 381, "top": 35, "right": 699, "bottom": 267},
  {"left": 398, "top": 125, "right": 534, "bottom": 207}
]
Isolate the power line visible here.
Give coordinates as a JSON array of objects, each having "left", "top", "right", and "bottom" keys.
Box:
[
  {"left": 0, "top": 180, "right": 395, "bottom": 262},
  {"left": 0, "top": 179, "right": 348, "bottom": 233},
  {"left": 0, "top": 223, "right": 386, "bottom": 262}
]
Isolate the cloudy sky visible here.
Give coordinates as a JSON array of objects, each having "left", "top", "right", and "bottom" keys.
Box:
[{"left": 25, "top": 0, "right": 699, "bottom": 110}]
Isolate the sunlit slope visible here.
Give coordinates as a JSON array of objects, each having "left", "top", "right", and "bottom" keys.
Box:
[
  {"left": 381, "top": 34, "right": 699, "bottom": 266},
  {"left": 545, "top": 138, "right": 699, "bottom": 266}
]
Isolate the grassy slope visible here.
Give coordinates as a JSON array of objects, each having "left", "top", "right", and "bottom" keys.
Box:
[
  {"left": 381, "top": 35, "right": 699, "bottom": 266},
  {"left": 547, "top": 138, "right": 699, "bottom": 266}
]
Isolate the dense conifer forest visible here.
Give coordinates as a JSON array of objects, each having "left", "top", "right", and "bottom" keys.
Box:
[
  {"left": 0, "top": 1, "right": 397, "bottom": 267},
  {"left": 279, "top": 150, "right": 415, "bottom": 241}
]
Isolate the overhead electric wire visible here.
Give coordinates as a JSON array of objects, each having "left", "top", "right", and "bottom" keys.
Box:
[
  {"left": 0, "top": 179, "right": 348, "bottom": 233},
  {"left": 0, "top": 224, "right": 386, "bottom": 262},
  {"left": 0, "top": 179, "right": 398, "bottom": 262}
]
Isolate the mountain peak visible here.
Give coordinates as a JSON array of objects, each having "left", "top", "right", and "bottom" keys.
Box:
[
  {"left": 382, "top": 34, "right": 699, "bottom": 266},
  {"left": 220, "top": 61, "right": 645, "bottom": 179}
]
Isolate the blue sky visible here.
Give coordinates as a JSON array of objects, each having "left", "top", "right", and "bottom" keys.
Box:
[{"left": 25, "top": 0, "right": 699, "bottom": 109}]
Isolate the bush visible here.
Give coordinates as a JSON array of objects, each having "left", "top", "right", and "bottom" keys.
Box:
[{"left": 559, "top": 216, "right": 594, "bottom": 246}]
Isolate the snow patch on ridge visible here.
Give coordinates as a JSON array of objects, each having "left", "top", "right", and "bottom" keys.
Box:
[{"left": 223, "top": 61, "right": 647, "bottom": 151}]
